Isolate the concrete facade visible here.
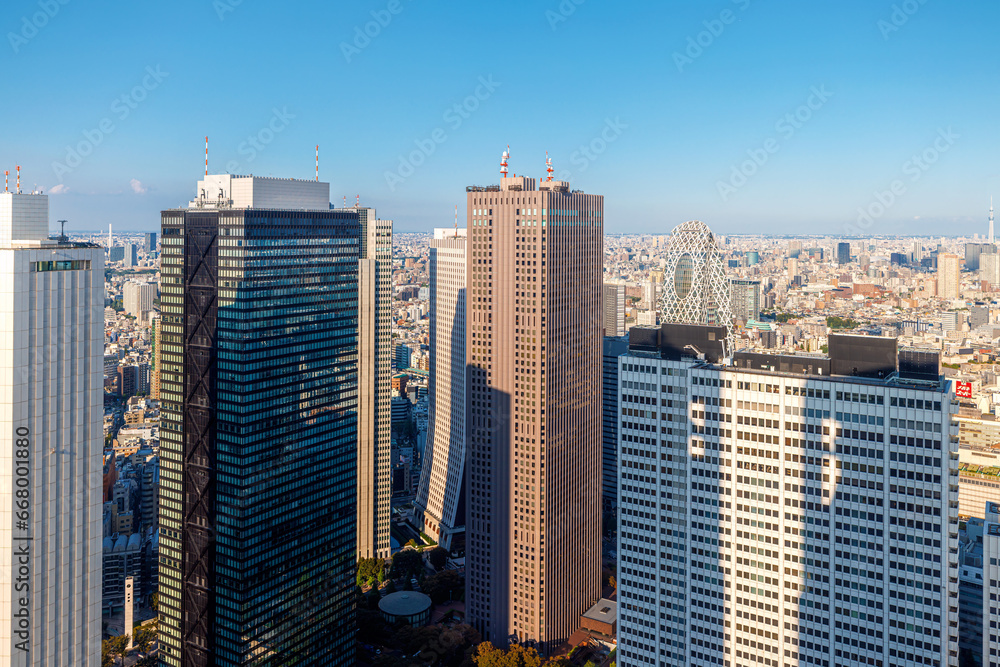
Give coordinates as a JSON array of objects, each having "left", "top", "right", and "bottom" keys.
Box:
[
  {"left": 465, "top": 175, "right": 603, "bottom": 652},
  {"left": 356, "top": 207, "right": 394, "bottom": 559},
  {"left": 414, "top": 231, "right": 466, "bottom": 551},
  {"left": 0, "top": 192, "right": 103, "bottom": 666}
]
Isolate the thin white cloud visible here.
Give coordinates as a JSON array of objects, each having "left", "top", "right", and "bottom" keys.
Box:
[
  {"left": 130, "top": 179, "right": 147, "bottom": 195},
  {"left": 48, "top": 184, "right": 69, "bottom": 194}
]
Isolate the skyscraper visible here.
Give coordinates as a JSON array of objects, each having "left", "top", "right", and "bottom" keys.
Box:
[
  {"left": 157, "top": 174, "right": 360, "bottom": 666},
  {"left": 616, "top": 326, "right": 959, "bottom": 667},
  {"left": 938, "top": 253, "right": 961, "bottom": 299},
  {"left": 414, "top": 227, "right": 467, "bottom": 551},
  {"left": 123, "top": 281, "right": 156, "bottom": 319},
  {"left": 660, "top": 221, "right": 733, "bottom": 354},
  {"left": 353, "top": 205, "right": 393, "bottom": 560},
  {"left": 123, "top": 242, "right": 138, "bottom": 267},
  {"left": 642, "top": 280, "right": 659, "bottom": 311},
  {"left": 836, "top": 241, "right": 850, "bottom": 265},
  {"left": 0, "top": 188, "right": 104, "bottom": 665},
  {"left": 602, "top": 336, "right": 628, "bottom": 508},
  {"left": 466, "top": 165, "right": 602, "bottom": 652},
  {"left": 983, "top": 252, "right": 1000, "bottom": 287},
  {"left": 602, "top": 283, "right": 625, "bottom": 337},
  {"left": 145, "top": 231, "right": 157, "bottom": 253},
  {"left": 729, "top": 279, "right": 761, "bottom": 323},
  {"left": 965, "top": 242, "right": 996, "bottom": 272}
]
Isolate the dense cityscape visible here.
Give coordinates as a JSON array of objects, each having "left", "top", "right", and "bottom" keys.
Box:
[{"left": 8, "top": 171, "right": 996, "bottom": 666}]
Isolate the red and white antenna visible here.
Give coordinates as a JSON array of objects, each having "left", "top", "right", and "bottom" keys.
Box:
[
  {"left": 454, "top": 204, "right": 459, "bottom": 237},
  {"left": 315, "top": 145, "right": 319, "bottom": 182},
  {"left": 343, "top": 195, "right": 347, "bottom": 208},
  {"left": 501, "top": 145, "right": 509, "bottom": 177},
  {"left": 16, "top": 166, "right": 20, "bottom": 194},
  {"left": 545, "top": 152, "right": 554, "bottom": 181},
  {"left": 205, "top": 136, "right": 209, "bottom": 176},
  {"left": 4, "top": 171, "right": 7, "bottom": 193},
  {"left": 356, "top": 194, "right": 360, "bottom": 207}
]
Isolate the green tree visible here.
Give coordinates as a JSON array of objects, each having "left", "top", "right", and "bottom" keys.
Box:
[
  {"left": 102, "top": 636, "right": 130, "bottom": 666},
  {"left": 428, "top": 546, "right": 448, "bottom": 571},
  {"left": 826, "top": 316, "right": 859, "bottom": 330},
  {"left": 472, "top": 642, "right": 543, "bottom": 667},
  {"left": 422, "top": 569, "right": 463, "bottom": 604},
  {"left": 357, "top": 556, "right": 386, "bottom": 587},
  {"left": 149, "top": 591, "right": 158, "bottom": 612},
  {"left": 391, "top": 548, "right": 423, "bottom": 579},
  {"left": 133, "top": 624, "right": 156, "bottom": 652}
]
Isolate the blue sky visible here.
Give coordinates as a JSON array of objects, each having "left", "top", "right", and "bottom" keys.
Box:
[{"left": 2, "top": 0, "right": 998, "bottom": 236}]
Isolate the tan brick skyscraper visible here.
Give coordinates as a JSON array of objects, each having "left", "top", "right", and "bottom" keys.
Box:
[{"left": 465, "top": 170, "right": 603, "bottom": 653}]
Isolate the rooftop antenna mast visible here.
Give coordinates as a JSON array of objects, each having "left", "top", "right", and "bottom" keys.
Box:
[
  {"left": 356, "top": 194, "right": 360, "bottom": 207},
  {"left": 343, "top": 195, "right": 347, "bottom": 209},
  {"left": 315, "top": 145, "right": 319, "bottom": 182},
  {"left": 4, "top": 171, "right": 7, "bottom": 193},
  {"left": 501, "top": 145, "right": 509, "bottom": 178},
  {"left": 205, "top": 136, "right": 209, "bottom": 176},
  {"left": 545, "top": 152, "right": 554, "bottom": 181},
  {"left": 16, "top": 166, "right": 20, "bottom": 194},
  {"left": 454, "top": 204, "right": 459, "bottom": 238},
  {"left": 57, "top": 220, "right": 68, "bottom": 243}
]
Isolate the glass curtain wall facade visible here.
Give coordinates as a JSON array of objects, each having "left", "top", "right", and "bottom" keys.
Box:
[{"left": 157, "top": 208, "right": 360, "bottom": 667}]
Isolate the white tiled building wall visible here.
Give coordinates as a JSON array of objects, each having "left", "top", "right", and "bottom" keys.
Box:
[
  {"left": 414, "top": 233, "right": 466, "bottom": 549},
  {"left": 0, "top": 246, "right": 104, "bottom": 666},
  {"left": 616, "top": 353, "right": 959, "bottom": 667}
]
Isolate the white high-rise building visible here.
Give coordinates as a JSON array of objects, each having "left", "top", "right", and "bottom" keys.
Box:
[
  {"left": 413, "top": 227, "right": 467, "bottom": 550},
  {"left": 643, "top": 280, "right": 659, "bottom": 311},
  {"left": 355, "top": 206, "right": 394, "bottom": 559},
  {"left": 982, "top": 252, "right": 1000, "bottom": 286},
  {"left": 983, "top": 502, "right": 1000, "bottom": 665},
  {"left": 603, "top": 283, "right": 626, "bottom": 337},
  {"left": 0, "top": 190, "right": 104, "bottom": 666},
  {"left": 123, "top": 281, "right": 156, "bottom": 319},
  {"left": 616, "top": 326, "right": 959, "bottom": 667},
  {"left": 938, "top": 253, "right": 961, "bottom": 299}
]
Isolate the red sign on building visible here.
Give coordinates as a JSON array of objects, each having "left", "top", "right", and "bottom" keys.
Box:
[{"left": 956, "top": 381, "right": 973, "bottom": 398}]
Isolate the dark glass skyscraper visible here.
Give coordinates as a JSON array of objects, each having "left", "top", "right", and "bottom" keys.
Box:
[{"left": 158, "top": 175, "right": 360, "bottom": 667}]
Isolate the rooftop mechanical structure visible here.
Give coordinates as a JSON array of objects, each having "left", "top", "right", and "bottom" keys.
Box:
[{"left": 659, "top": 220, "right": 734, "bottom": 357}]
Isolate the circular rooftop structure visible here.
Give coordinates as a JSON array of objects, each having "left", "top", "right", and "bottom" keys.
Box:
[{"left": 378, "top": 591, "right": 432, "bottom": 626}]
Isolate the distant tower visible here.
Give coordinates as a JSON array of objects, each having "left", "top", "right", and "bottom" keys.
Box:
[{"left": 990, "top": 196, "right": 995, "bottom": 245}]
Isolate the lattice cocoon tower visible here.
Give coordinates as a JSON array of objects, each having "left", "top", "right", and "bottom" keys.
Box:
[{"left": 659, "top": 220, "right": 734, "bottom": 354}]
